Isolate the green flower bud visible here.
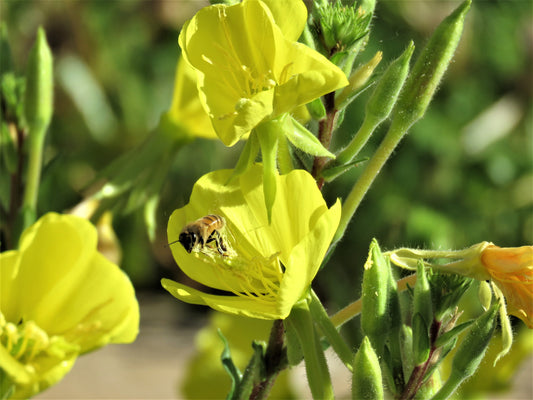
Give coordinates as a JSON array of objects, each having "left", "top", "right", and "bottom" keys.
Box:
[
  {"left": 412, "top": 313, "right": 431, "bottom": 365},
  {"left": 312, "top": 0, "right": 372, "bottom": 55},
  {"left": 334, "top": 43, "right": 413, "bottom": 166},
  {"left": 23, "top": 27, "right": 53, "bottom": 134},
  {"left": 433, "top": 304, "right": 499, "bottom": 400},
  {"left": 365, "top": 42, "right": 414, "bottom": 125},
  {"left": 335, "top": 51, "right": 382, "bottom": 109},
  {"left": 361, "top": 239, "right": 393, "bottom": 353},
  {"left": 352, "top": 336, "right": 384, "bottom": 400},
  {"left": 478, "top": 280, "right": 493, "bottom": 311},
  {"left": 413, "top": 261, "right": 433, "bottom": 328},
  {"left": 392, "top": 0, "right": 471, "bottom": 129}
]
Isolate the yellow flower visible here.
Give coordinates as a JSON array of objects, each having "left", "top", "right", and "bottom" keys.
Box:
[
  {"left": 388, "top": 242, "right": 533, "bottom": 328},
  {"left": 179, "top": 0, "right": 348, "bottom": 146},
  {"left": 163, "top": 57, "right": 218, "bottom": 140},
  {"left": 480, "top": 244, "right": 533, "bottom": 328},
  {"left": 0, "top": 213, "right": 139, "bottom": 398},
  {"left": 161, "top": 165, "right": 341, "bottom": 320}
]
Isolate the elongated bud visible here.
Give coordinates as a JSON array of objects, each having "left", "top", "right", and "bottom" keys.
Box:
[
  {"left": 413, "top": 261, "right": 433, "bottom": 328},
  {"left": 393, "top": 0, "right": 471, "bottom": 129},
  {"left": 352, "top": 336, "right": 384, "bottom": 400},
  {"left": 336, "top": 51, "right": 382, "bottom": 108},
  {"left": 366, "top": 42, "right": 414, "bottom": 124},
  {"left": 453, "top": 303, "right": 499, "bottom": 373},
  {"left": 361, "top": 239, "right": 393, "bottom": 354},
  {"left": 433, "top": 304, "right": 499, "bottom": 400},
  {"left": 24, "top": 27, "right": 53, "bottom": 134}
]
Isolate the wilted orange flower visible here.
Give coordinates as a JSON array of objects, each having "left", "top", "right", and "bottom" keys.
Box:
[{"left": 481, "top": 245, "right": 533, "bottom": 328}]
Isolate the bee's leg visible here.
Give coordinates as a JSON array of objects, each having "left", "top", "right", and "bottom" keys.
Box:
[{"left": 207, "top": 231, "right": 227, "bottom": 255}]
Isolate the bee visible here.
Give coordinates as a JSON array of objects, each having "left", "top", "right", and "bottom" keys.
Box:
[{"left": 176, "top": 214, "right": 228, "bottom": 255}]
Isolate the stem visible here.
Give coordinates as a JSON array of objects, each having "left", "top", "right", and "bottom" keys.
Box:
[
  {"left": 249, "top": 320, "right": 286, "bottom": 400},
  {"left": 22, "top": 126, "right": 46, "bottom": 222},
  {"left": 312, "top": 92, "right": 338, "bottom": 189},
  {"left": 333, "top": 117, "right": 409, "bottom": 244},
  {"left": 330, "top": 274, "right": 417, "bottom": 328},
  {"left": 336, "top": 115, "right": 379, "bottom": 165}
]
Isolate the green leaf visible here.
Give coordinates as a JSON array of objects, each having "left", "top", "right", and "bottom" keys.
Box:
[
  {"left": 285, "top": 117, "right": 335, "bottom": 158},
  {"left": 309, "top": 290, "right": 353, "bottom": 370},
  {"left": 306, "top": 97, "right": 326, "bottom": 120},
  {"left": 217, "top": 329, "right": 242, "bottom": 400},
  {"left": 284, "top": 318, "right": 303, "bottom": 367},
  {"left": 286, "top": 303, "right": 334, "bottom": 400},
  {"left": 236, "top": 341, "right": 266, "bottom": 400},
  {"left": 434, "top": 320, "right": 475, "bottom": 349},
  {"left": 412, "top": 313, "right": 430, "bottom": 365}
]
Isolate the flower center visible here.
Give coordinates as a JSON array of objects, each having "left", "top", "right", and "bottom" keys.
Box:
[
  {"left": 0, "top": 313, "right": 50, "bottom": 364},
  {"left": 196, "top": 240, "right": 284, "bottom": 305},
  {"left": 0, "top": 312, "right": 79, "bottom": 367}
]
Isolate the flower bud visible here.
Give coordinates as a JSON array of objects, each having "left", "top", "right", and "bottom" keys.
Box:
[
  {"left": 413, "top": 260, "right": 433, "bottom": 328},
  {"left": 392, "top": 0, "right": 471, "bottom": 129},
  {"left": 365, "top": 42, "right": 414, "bottom": 125},
  {"left": 23, "top": 27, "right": 53, "bottom": 135},
  {"left": 433, "top": 304, "right": 499, "bottom": 399},
  {"left": 352, "top": 336, "right": 384, "bottom": 400},
  {"left": 312, "top": 1, "right": 372, "bottom": 55},
  {"left": 361, "top": 239, "right": 394, "bottom": 353}
]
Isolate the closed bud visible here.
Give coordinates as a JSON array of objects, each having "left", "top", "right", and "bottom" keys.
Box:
[
  {"left": 336, "top": 51, "right": 382, "bottom": 109},
  {"left": 413, "top": 260, "right": 433, "bottom": 328},
  {"left": 361, "top": 239, "right": 393, "bottom": 353},
  {"left": 312, "top": 1, "right": 372, "bottom": 55},
  {"left": 478, "top": 280, "right": 493, "bottom": 311},
  {"left": 433, "top": 304, "right": 499, "bottom": 400},
  {"left": 393, "top": 0, "right": 471, "bottom": 129},
  {"left": 352, "top": 336, "right": 384, "bottom": 400},
  {"left": 365, "top": 42, "right": 414, "bottom": 124},
  {"left": 23, "top": 27, "right": 53, "bottom": 134}
]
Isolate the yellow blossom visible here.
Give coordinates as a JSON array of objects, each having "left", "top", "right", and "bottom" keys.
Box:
[
  {"left": 480, "top": 244, "right": 533, "bottom": 328},
  {"left": 161, "top": 165, "right": 341, "bottom": 320},
  {"left": 0, "top": 213, "right": 139, "bottom": 398},
  {"left": 387, "top": 242, "right": 533, "bottom": 328},
  {"left": 178, "top": 0, "right": 348, "bottom": 146}
]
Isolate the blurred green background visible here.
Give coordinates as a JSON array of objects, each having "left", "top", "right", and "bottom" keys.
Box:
[
  {"left": 2, "top": 0, "right": 532, "bottom": 398},
  {"left": 2, "top": 0, "right": 531, "bottom": 309}
]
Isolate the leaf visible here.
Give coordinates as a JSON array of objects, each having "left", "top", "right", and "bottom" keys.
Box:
[
  {"left": 217, "top": 329, "right": 242, "bottom": 400},
  {"left": 285, "top": 117, "right": 334, "bottom": 158}
]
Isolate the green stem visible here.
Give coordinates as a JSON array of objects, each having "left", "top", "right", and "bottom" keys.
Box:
[
  {"left": 22, "top": 126, "right": 46, "bottom": 224},
  {"left": 333, "top": 117, "right": 408, "bottom": 244},
  {"left": 430, "top": 370, "right": 464, "bottom": 400},
  {"left": 336, "top": 115, "right": 378, "bottom": 165}
]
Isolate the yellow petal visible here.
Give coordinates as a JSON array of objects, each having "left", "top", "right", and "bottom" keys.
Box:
[{"left": 260, "top": 0, "right": 307, "bottom": 41}]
